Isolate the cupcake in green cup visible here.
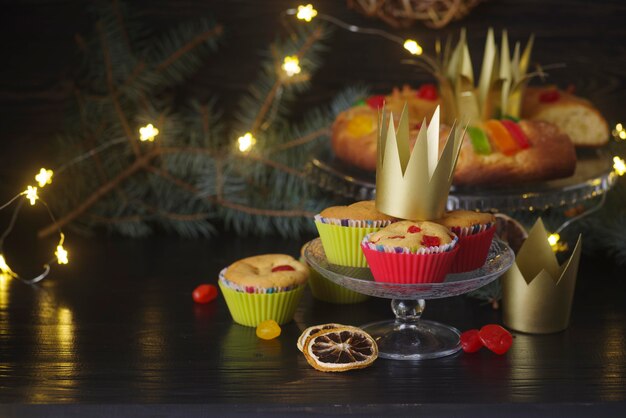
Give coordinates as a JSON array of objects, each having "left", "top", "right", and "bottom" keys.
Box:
[
  {"left": 299, "top": 244, "right": 369, "bottom": 304},
  {"left": 219, "top": 254, "right": 308, "bottom": 327},
  {"left": 314, "top": 200, "right": 396, "bottom": 267}
]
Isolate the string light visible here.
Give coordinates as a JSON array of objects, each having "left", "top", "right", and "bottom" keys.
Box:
[
  {"left": 281, "top": 56, "right": 301, "bottom": 77},
  {"left": 403, "top": 39, "right": 423, "bottom": 55},
  {"left": 613, "top": 123, "right": 626, "bottom": 141},
  {"left": 139, "top": 123, "right": 159, "bottom": 142},
  {"left": 23, "top": 186, "right": 39, "bottom": 206},
  {"left": 547, "top": 233, "right": 559, "bottom": 248},
  {"left": 296, "top": 4, "right": 317, "bottom": 22},
  {"left": 35, "top": 168, "right": 54, "bottom": 188},
  {"left": 614, "top": 156, "right": 626, "bottom": 176},
  {"left": 0, "top": 255, "right": 16, "bottom": 278},
  {"left": 55, "top": 233, "right": 69, "bottom": 265},
  {"left": 548, "top": 233, "right": 568, "bottom": 252},
  {"left": 238, "top": 132, "right": 256, "bottom": 153}
]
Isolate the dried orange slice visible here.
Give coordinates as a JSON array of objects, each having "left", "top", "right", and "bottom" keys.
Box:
[
  {"left": 297, "top": 323, "right": 345, "bottom": 352},
  {"left": 302, "top": 327, "right": 378, "bottom": 372}
]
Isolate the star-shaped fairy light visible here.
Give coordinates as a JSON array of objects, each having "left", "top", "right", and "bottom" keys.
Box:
[
  {"left": 23, "top": 186, "right": 39, "bottom": 205},
  {"left": 296, "top": 4, "right": 318, "bottom": 22},
  {"left": 281, "top": 56, "right": 301, "bottom": 77},
  {"left": 237, "top": 132, "right": 256, "bottom": 153},
  {"left": 0, "top": 255, "right": 16, "bottom": 278},
  {"left": 55, "top": 233, "right": 69, "bottom": 265},
  {"left": 403, "top": 39, "right": 423, "bottom": 55},
  {"left": 614, "top": 156, "right": 626, "bottom": 176},
  {"left": 35, "top": 168, "right": 54, "bottom": 188},
  {"left": 139, "top": 123, "right": 159, "bottom": 142}
]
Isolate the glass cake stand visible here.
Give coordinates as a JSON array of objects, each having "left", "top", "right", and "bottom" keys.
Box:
[
  {"left": 303, "top": 238, "right": 515, "bottom": 360},
  {"left": 308, "top": 147, "right": 616, "bottom": 213}
]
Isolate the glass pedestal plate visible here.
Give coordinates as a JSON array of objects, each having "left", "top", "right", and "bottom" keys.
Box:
[{"left": 303, "top": 238, "right": 515, "bottom": 360}]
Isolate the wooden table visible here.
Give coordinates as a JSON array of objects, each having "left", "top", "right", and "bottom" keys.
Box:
[
  {"left": 0, "top": 234, "right": 624, "bottom": 416},
  {"left": 0, "top": 0, "right": 625, "bottom": 416}
]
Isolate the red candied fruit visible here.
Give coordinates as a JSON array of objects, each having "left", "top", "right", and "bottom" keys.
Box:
[
  {"left": 271, "top": 265, "right": 296, "bottom": 272},
  {"left": 192, "top": 284, "right": 218, "bottom": 304},
  {"left": 420, "top": 235, "right": 441, "bottom": 247},
  {"left": 416, "top": 84, "right": 438, "bottom": 101},
  {"left": 479, "top": 324, "right": 513, "bottom": 355},
  {"left": 366, "top": 95, "right": 386, "bottom": 109},
  {"left": 539, "top": 89, "right": 560, "bottom": 103},
  {"left": 460, "top": 329, "right": 483, "bottom": 353},
  {"left": 407, "top": 225, "right": 422, "bottom": 234}
]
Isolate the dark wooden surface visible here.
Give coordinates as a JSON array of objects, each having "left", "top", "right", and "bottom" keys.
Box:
[{"left": 1, "top": 0, "right": 626, "bottom": 416}]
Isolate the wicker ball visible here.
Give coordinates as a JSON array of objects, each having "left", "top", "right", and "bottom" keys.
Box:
[{"left": 347, "top": 0, "right": 483, "bottom": 29}]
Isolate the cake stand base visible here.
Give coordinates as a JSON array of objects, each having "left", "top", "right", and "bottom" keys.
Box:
[
  {"left": 361, "top": 319, "right": 461, "bottom": 360},
  {"left": 360, "top": 299, "right": 461, "bottom": 360}
]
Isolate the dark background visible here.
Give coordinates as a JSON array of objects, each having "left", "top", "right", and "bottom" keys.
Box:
[{"left": 1, "top": 0, "right": 625, "bottom": 192}]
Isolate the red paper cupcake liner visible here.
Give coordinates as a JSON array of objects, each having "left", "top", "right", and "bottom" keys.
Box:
[
  {"left": 361, "top": 243, "right": 459, "bottom": 284},
  {"left": 451, "top": 226, "right": 496, "bottom": 273}
]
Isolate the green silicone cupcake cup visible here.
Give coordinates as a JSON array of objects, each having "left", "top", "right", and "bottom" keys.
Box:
[
  {"left": 219, "top": 280, "right": 305, "bottom": 327},
  {"left": 315, "top": 221, "right": 380, "bottom": 267},
  {"left": 299, "top": 257, "right": 369, "bottom": 304},
  {"left": 308, "top": 269, "right": 370, "bottom": 304}
]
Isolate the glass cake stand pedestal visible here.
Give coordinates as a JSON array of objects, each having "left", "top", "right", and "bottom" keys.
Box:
[{"left": 303, "top": 238, "right": 515, "bottom": 360}]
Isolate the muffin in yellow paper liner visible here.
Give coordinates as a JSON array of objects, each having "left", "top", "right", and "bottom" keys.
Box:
[
  {"left": 218, "top": 254, "right": 308, "bottom": 327},
  {"left": 219, "top": 280, "right": 305, "bottom": 327},
  {"left": 314, "top": 200, "right": 396, "bottom": 268}
]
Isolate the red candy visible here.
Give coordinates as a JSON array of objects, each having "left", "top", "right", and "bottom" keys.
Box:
[
  {"left": 366, "top": 95, "right": 386, "bottom": 109},
  {"left": 416, "top": 84, "right": 438, "bottom": 101},
  {"left": 460, "top": 329, "right": 483, "bottom": 353},
  {"left": 192, "top": 284, "right": 218, "bottom": 304},
  {"left": 479, "top": 324, "right": 513, "bottom": 355},
  {"left": 539, "top": 89, "right": 560, "bottom": 103},
  {"left": 420, "top": 235, "right": 441, "bottom": 247},
  {"left": 271, "top": 265, "right": 295, "bottom": 272},
  {"left": 407, "top": 225, "right": 422, "bottom": 234}
]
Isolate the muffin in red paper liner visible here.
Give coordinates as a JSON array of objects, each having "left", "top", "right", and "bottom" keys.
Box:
[
  {"left": 360, "top": 221, "right": 459, "bottom": 284},
  {"left": 435, "top": 210, "right": 496, "bottom": 273}
]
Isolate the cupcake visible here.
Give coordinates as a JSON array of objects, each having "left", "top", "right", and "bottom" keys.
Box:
[
  {"left": 218, "top": 254, "right": 308, "bottom": 327},
  {"left": 299, "top": 244, "right": 369, "bottom": 304},
  {"left": 361, "top": 220, "right": 459, "bottom": 284},
  {"left": 435, "top": 210, "right": 496, "bottom": 273},
  {"left": 314, "top": 200, "right": 396, "bottom": 267}
]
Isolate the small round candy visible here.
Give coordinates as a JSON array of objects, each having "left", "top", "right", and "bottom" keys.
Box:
[
  {"left": 256, "top": 319, "right": 282, "bottom": 340},
  {"left": 192, "top": 284, "right": 218, "bottom": 304}
]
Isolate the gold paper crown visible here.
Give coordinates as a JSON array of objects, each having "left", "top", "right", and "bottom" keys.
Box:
[
  {"left": 502, "top": 218, "right": 582, "bottom": 334},
  {"left": 437, "top": 28, "right": 534, "bottom": 124},
  {"left": 375, "top": 105, "right": 463, "bottom": 220}
]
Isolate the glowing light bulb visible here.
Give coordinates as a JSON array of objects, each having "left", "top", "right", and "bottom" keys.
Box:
[
  {"left": 296, "top": 4, "right": 318, "bottom": 22},
  {"left": 55, "top": 233, "right": 69, "bottom": 265},
  {"left": 548, "top": 233, "right": 560, "bottom": 248},
  {"left": 0, "top": 255, "right": 16, "bottom": 278},
  {"left": 403, "top": 39, "right": 423, "bottom": 56},
  {"left": 614, "top": 156, "right": 626, "bottom": 176},
  {"left": 23, "top": 186, "right": 39, "bottom": 205},
  {"left": 281, "top": 56, "right": 301, "bottom": 77},
  {"left": 139, "top": 124, "right": 159, "bottom": 142},
  {"left": 613, "top": 123, "right": 626, "bottom": 141},
  {"left": 238, "top": 132, "right": 256, "bottom": 153},
  {"left": 35, "top": 168, "right": 54, "bottom": 188}
]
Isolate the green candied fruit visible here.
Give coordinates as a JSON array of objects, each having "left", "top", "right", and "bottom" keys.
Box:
[
  {"left": 354, "top": 99, "right": 367, "bottom": 107},
  {"left": 467, "top": 126, "right": 492, "bottom": 155},
  {"left": 502, "top": 114, "right": 521, "bottom": 122}
]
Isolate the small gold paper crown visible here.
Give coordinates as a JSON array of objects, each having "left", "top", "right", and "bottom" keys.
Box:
[
  {"left": 502, "top": 218, "right": 582, "bottom": 334},
  {"left": 437, "top": 28, "right": 534, "bottom": 124},
  {"left": 375, "top": 105, "right": 463, "bottom": 220}
]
